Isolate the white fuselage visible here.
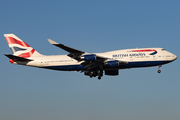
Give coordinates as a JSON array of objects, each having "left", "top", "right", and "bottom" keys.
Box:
[{"left": 15, "top": 48, "right": 177, "bottom": 71}]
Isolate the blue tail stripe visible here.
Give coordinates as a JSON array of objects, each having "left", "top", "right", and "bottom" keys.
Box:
[{"left": 11, "top": 47, "right": 27, "bottom": 52}]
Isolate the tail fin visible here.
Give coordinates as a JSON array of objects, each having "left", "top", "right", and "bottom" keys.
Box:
[{"left": 4, "top": 34, "right": 42, "bottom": 58}]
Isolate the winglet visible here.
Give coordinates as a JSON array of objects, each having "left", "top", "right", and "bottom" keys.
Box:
[{"left": 48, "top": 39, "right": 59, "bottom": 45}]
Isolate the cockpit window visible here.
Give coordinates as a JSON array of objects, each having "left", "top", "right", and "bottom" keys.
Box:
[{"left": 162, "top": 49, "right": 166, "bottom": 51}]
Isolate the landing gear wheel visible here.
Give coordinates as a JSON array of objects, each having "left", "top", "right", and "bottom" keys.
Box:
[
  {"left": 97, "top": 69, "right": 103, "bottom": 80},
  {"left": 158, "top": 70, "right": 161, "bottom": 73},
  {"left": 89, "top": 72, "right": 93, "bottom": 78},
  {"left": 90, "top": 74, "right": 93, "bottom": 78},
  {"left": 158, "top": 65, "right": 162, "bottom": 73}
]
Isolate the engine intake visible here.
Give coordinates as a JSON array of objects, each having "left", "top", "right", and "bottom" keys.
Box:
[
  {"left": 81, "top": 54, "right": 96, "bottom": 61},
  {"left": 105, "top": 60, "right": 119, "bottom": 67}
]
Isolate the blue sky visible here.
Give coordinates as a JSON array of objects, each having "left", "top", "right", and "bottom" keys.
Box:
[{"left": 0, "top": 0, "right": 180, "bottom": 120}]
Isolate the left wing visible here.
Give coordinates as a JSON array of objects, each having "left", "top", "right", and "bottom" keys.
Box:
[
  {"left": 48, "top": 39, "right": 85, "bottom": 61},
  {"left": 48, "top": 39, "right": 85, "bottom": 54}
]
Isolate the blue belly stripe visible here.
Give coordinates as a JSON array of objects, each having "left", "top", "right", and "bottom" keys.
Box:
[{"left": 42, "top": 60, "right": 172, "bottom": 71}]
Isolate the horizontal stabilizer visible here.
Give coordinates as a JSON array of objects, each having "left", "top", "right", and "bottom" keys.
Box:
[{"left": 4, "top": 54, "right": 33, "bottom": 62}]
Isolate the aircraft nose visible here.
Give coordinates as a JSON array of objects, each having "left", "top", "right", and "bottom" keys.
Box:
[
  {"left": 173, "top": 54, "right": 178, "bottom": 61},
  {"left": 175, "top": 55, "right": 178, "bottom": 60}
]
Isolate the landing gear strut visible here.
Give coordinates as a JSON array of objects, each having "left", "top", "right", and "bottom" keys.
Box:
[
  {"left": 86, "top": 70, "right": 103, "bottom": 80},
  {"left": 98, "top": 70, "right": 103, "bottom": 80},
  {"left": 89, "top": 71, "right": 93, "bottom": 78},
  {"left": 158, "top": 65, "right": 161, "bottom": 73},
  {"left": 85, "top": 68, "right": 103, "bottom": 80}
]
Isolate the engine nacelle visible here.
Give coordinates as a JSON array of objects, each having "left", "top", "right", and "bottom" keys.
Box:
[
  {"left": 81, "top": 54, "right": 96, "bottom": 61},
  {"left": 105, "top": 70, "right": 119, "bottom": 76},
  {"left": 105, "top": 60, "right": 119, "bottom": 67}
]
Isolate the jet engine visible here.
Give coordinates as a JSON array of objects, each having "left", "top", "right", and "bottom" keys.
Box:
[
  {"left": 105, "top": 60, "right": 119, "bottom": 67},
  {"left": 81, "top": 54, "right": 96, "bottom": 61}
]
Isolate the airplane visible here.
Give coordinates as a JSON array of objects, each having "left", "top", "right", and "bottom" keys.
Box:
[{"left": 4, "top": 34, "right": 177, "bottom": 80}]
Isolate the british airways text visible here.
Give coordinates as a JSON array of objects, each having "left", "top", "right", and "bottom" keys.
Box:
[{"left": 112, "top": 53, "right": 146, "bottom": 57}]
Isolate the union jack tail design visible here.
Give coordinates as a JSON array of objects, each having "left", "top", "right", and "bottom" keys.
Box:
[{"left": 4, "top": 34, "right": 42, "bottom": 59}]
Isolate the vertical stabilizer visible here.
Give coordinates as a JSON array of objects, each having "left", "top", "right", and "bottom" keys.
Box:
[{"left": 4, "top": 34, "right": 43, "bottom": 58}]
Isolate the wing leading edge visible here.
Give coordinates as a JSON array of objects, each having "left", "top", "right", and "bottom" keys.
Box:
[
  {"left": 48, "top": 39, "right": 85, "bottom": 54},
  {"left": 48, "top": 39, "right": 86, "bottom": 61}
]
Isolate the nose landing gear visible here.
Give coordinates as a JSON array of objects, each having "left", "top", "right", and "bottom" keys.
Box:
[{"left": 158, "top": 65, "right": 161, "bottom": 73}]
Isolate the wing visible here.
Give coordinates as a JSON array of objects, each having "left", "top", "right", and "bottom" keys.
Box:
[
  {"left": 48, "top": 39, "right": 128, "bottom": 71},
  {"left": 48, "top": 39, "right": 84, "bottom": 54},
  {"left": 48, "top": 39, "right": 85, "bottom": 61}
]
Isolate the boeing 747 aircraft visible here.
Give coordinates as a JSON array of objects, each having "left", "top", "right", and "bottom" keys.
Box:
[{"left": 4, "top": 34, "right": 177, "bottom": 80}]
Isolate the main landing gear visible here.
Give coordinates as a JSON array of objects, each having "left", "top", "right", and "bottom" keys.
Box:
[
  {"left": 158, "top": 65, "right": 161, "bottom": 73},
  {"left": 85, "top": 70, "right": 103, "bottom": 80},
  {"left": 98, "top": 70, "right": 103, "bottom": 80}
]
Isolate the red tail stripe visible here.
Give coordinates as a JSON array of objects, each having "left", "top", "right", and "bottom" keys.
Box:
[
  {"left": 9, "top": 49, "right": 35, "bottom": 64},
  {"left": 18, "top": 49, "right": 35, "bottom": 58},
  {"left": 5, "top": 37, "right": 30, "bottom": 47}
]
